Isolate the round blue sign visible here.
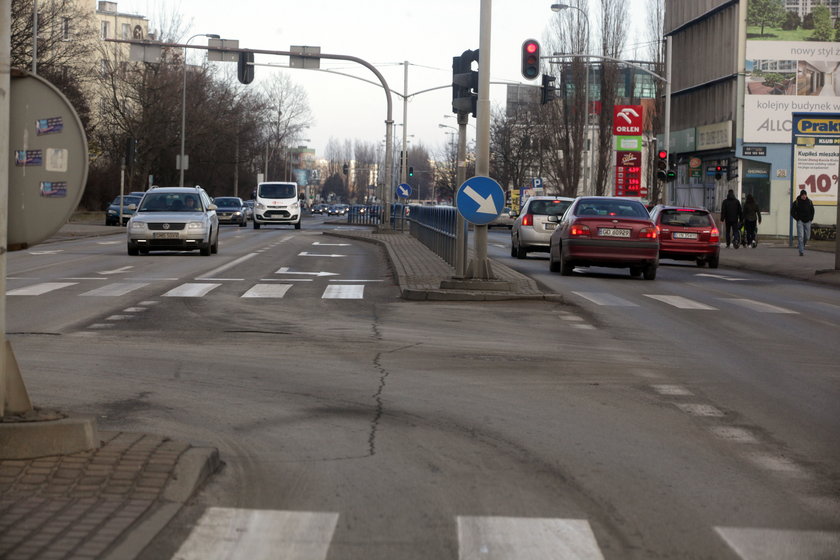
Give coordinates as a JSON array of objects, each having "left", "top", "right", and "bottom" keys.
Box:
[
  {"left": 396, "top": 183, "right": 412, "bottom": 198},
  {"left": 456, "top": 176, "right": 504, "bottom": 225}
]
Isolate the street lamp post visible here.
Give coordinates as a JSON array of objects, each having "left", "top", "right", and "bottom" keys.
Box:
[
  {"left": 551, "top": 3, "right": 591, "bottom": 193},
  {"left": 179, "top": 33, "right": 220, "bottom": 188}
]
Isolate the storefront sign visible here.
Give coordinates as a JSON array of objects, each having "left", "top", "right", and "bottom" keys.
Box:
[{"left": 791, "top": 112, "right": 840, "bottom": 205}]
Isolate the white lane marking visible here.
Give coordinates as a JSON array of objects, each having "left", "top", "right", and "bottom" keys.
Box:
[
  {"left": 644, "top": 295, "right": 717, "bottom": 310},
  {"left": 276, "top": 267, "right": 339, "bottom": 277},
  {"left": 696, "top": 273, "right": 748, "bottom": 282},
  {"left": 572, "top": 292, "right": 638, "bottom": 307},
  {"left": 163, "top": 283, "right": 220, "bottom": 297},
  {"left": 298, "top": 252, "right": 347, "bottom": 258},
  {"left": 201, "top": 253, "right": 257, "bottom": 278},
  {"left": 652, "top": 384, "right": 693, "bottom": 396},
  {"left": 322, "top": 285, "right": 364, "bottom": 299},
  {"left": 242, "top": 284, "right": 293, "bottom": 298},
  {"left": 715, "top": 527, "right": 840, "bottom": 559},
  {"left": 8, "top": 282, "right": 77, "bottom": 296},
  {"left": 745, "top": 453, "right": 808, "bottom": 477},
  {"left": 457, "top": 516, "right": 605, "bottom": 560},
  {"left": 330, "top": 279, "right": 383, "bottom": 282},
  {"left": 674, "top": 403, "right": 725, "bottom": 417},
  {"left": 710, "top": 427, "right": 759, "bottom": 444},
  {"left": 172, "top": 508, "right": 338, "bottom": 560},
  {"left": 122, "top": 307, "right": 146, "bottom": 313},
  {"left": 98, "top": 265, "right": 134, "bottom": 275},
  {"left": 312, "top": 241, "right": 350, "bottom": 246},
  {"left": 28, "top": 250, "right": 63, "bottom": 255},
  {"left": 81, "top": 282, "right": 149, "bottom": 297},
  {"left": 722, "top": 298, "right": 798, "bottom": 314}
]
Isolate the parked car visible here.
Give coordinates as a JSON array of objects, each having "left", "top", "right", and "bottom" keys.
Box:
[
  {"left": 511, "top": 196, "right": 575, "bottom": 258},
  {"left": 105, "top": 194, "right": 143, "bottom": 226},
  {"left": 126, "top": 186, "right": 219, "bottom": 256},
  {"left": 489, "top": 207, "right": 516, "bottom": 229},
  {"left": 548, "top": 196, "right": 659, "bottom": 279},
  {"left": 648, "top": 205, "right": 720, "bottom": 268},
  {"left": 213, "top": 196, "right": 248, "bottom": 227}
]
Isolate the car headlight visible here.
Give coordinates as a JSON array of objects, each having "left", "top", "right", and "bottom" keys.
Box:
[
  {"left": 256, "top": 202, "right": 266, "bottom": 210},
  {"left": 128, "top": 221, "right": 147, "bottom": 232},
  {"left": 187, "top": 221, "right": 207, "bottom": 231},
  {"left": 233, "top": 211, "right": 242, "bottom": 216},
  {"left": 108, "top": 209, "right": 117, "bottom": 215},
  {"left": 291, "top": 202, "right": 300, "bottom": 211}
]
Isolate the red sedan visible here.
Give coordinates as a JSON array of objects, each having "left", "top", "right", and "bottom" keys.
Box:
[
  {"left": 548, "top": 196, "right": 660, "bottom": 280},
  {"left": 649, "top": 205, "right": 720, "bottom": 268}
]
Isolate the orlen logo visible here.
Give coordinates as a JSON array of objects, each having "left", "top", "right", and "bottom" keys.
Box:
[
  {"left": 797, "top": 119, "right": 840, "bottom": 134},
  {"left": 613, "top": 105, "right": 643, "bottom": 135}
]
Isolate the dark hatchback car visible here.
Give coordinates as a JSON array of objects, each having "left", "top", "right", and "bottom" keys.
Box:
[
  {"left": 548, "top": 196, "right": 660, "bottom": 279},
  {"left": 105, "top": 194, "right": 143, "bottom": 226},
  {"left": 648, "top": 205, "right": 720, "bottom": 268},
  {"left": 213, "top": 196, "right": 248, "bottom": 227}
]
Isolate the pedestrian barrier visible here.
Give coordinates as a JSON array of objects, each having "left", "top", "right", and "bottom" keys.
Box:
[{"left": 406, "top": 204, "right": 460, "bottom": 267}]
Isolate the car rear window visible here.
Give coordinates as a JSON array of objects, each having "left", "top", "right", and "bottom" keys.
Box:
[
  {"left": 576, "top": 200, "right": 649, "bottom": 218},
  {"left": 527, "top": 199, "right": 572, "bottom": 215},
  {"left": 659, "top": 209, "right": 711, "bottom": 227}
]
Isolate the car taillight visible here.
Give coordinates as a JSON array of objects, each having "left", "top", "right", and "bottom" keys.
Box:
[
  {"left": 521, "top": 214, "right": 534, "bottom": 227},
  {"left": 639, "top": 227, "right": 658, "bottom": 239},
  {"left": 570, "top": 224, "right": 591, "bottom": 237},
  {"left": 710, "top": 227, "right": 720, "bottom": 242}
]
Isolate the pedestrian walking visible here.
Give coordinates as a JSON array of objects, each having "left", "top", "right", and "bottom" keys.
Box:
[
  {"left": 790, "top": 189, "right": 815, "bottom": 256},
  {"left": 720, "top": 189, "right": 742, "bottom": 249},
  {"left": 742, "top": 193, "right": 761, "bottom": 248}
]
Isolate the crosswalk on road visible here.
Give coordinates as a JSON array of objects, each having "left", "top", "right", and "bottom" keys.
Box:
[
  {"left": 572, "top": 291, "right": 800, "bottom": 314},
  {"left": 169, "top": 507, "right": 840, "bottom": 560}
]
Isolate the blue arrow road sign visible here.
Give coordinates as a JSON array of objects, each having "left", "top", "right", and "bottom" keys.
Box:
[
  {"left": 396, "top": 183, "right": 412, "bottom": 198},
  {"left": 456, "top": 176, "right": 504, "bottom": 225}
]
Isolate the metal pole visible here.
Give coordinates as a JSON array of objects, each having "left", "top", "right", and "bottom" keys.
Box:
[
  {"left": 1, "top": 0, "right": 11, "bottom": 415},
  {"left": 466, "top": 0, "right": 494, "bottom": 279},
  {"left": 32, "top": 0, "right": 37, "bottom": 74},
  {"left": 179, "top": 33, "right": 219, "bottom": 188},
  {"left": 454, "top": 113, "right": 469, "bottom": 278},
  {"left": 401, "top": 61, "right": 408, "bottom": 186},
  {"left": 664, "top": 35, "right": 672, "bottom": 202}
]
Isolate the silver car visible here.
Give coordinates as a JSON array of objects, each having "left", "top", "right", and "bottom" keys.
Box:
[
  {"left": 511, "top": 196, "right": 575, "bottom": 258},
  {"left": 126, "top": 186, "right": 219, "bottom": 256}
]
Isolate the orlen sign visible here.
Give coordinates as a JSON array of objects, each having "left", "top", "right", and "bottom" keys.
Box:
[{"left": 613, "top": 105, "right": 643, "bottom": 136}]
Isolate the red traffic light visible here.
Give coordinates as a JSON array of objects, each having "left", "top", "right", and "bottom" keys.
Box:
[
  {"left": 657, "top": 150, "right": 668, "bottom": 160},
  {"left": 525, "top": 42, "right": 538, "bottom": 54},
  {"left": 521, "top": 39, "right": 540, "bottom": 80}
]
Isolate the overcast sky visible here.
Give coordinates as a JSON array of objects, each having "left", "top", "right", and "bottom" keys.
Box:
[{"left": 117, "top": 0, "right": 652, "bottom": 159}]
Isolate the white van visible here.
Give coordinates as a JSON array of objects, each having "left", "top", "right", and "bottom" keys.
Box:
[{"left": 252, "top": 181, "right": 301, "bottom": 230}]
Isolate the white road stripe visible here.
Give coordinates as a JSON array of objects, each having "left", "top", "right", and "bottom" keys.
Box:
[
  {"left": 652, "top": 384, "right": 693, "bottom": 396},
  {"left": 172, "top": 508, "right": 339, "bottom": 560},
  {"left": 81, "top": 282, "right": 149, "bottom": 297},
  {"left": 644, "top": 295, "right": 717, "bottom": 310},
  {"left": 572, "top": 292, "right": 638, "bottom": 307},
  {"left": 722, "top": 298, "right": 797, "bottom": 314},
  {"left": 715, "top": 527, "right": 840, "bottom": 559},
  {"left": 458, "top": 517, "right": 604, "bottom": 560},
  {"left": 8, "top": 282, "right": 77, "bottom": 296},
  {"left": 163, "top": 283, "right": 220, "bottom": 297},
  {"left": 242, "top": 284, "right": 293, "bottom": 298},
  {"left": 322, "top": 285, "right": 364, "bottom": 299}
]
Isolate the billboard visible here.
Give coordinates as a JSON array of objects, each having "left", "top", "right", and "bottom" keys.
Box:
[
  {"left": 744, "top": 41, "right": 840, "bottom": 143},
  {"left": 791, "top": 112, "right": 839, "bottom": 206}
]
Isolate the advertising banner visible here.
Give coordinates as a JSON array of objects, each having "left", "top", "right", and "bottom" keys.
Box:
[{"left": 791, "top": 113, "right": 839, "bottom": 205}]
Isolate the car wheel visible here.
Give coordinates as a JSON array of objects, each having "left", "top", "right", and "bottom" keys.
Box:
[
  {"left": 630, "top": 266, "right": 642, "bottom": 278},
  {"left": 560, "top": 258, "right": 574, "bottom": 276},
  {"left": 643, "top": 263, "right": 657, "bottom": 280},
  {"left": 127, "top": 245, "right": 138, "bottom": 256},
  {"left": 514, "top": 238, "right": 527, "bottom": 259},
  {"left": 253, "top": 221, "right": 260, "bottom": 230},
  {"left": 211, "top": 233, "right": 219, "bottom": 254},
  {"left": 510, "top": 237, "right": 517, "bottom": 258},
  {"left": 138, "top": 248, "right": 149, "bottom": 255},
  {"left": 708, "top": 254, "right": 720, "bottom": 269},
  {"left": 239, "top": 219, "right": 246, "bottom": 227},
  {"left": 549, "top": 252, "right": 562, "bottom": 273},
  {"left": 294, "top": 221, "right": 301, "bottom": 230}
]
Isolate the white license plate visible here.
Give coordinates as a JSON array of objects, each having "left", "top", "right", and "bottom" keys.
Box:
[
  {"left": 673, "top": 232, "right": 698, "bottom": 239},
  {"left": 153, "top": 232, "right": 180, "bottom": 239},
  {"left": 545, "top": 223, "right": 556, "bottom": 230},
  {"left": 598, "top": 228, "right": 630, "bottom": 238}
]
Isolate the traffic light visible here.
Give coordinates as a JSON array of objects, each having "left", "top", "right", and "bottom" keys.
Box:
[
  {"left": 541, "top": 74, "right": 557, "bottom": 104},
  {"left": 452, "top": 49, "right": 479, "bottom": 117},
  {"left": 342, "top": 163, "right": 349, "bottom": 175},
  {"left": 714, "top": 164, "right": 728, "bottom": 180},
  {"left": 237, "top": 51, "right": 254, "bottom": 85},
  {"left": 521, "top": 39, "right": 540, "bottom": 80},
  {"left": 656, "top": 150, "right": 668, "bottom": 181},
  {"left": 408, "top": 166, "right": 414, "bottom": 177}
]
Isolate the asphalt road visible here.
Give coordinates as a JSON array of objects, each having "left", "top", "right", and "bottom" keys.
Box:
[{"left": 5, "top": 217, "right": 839, "bottom": 559}]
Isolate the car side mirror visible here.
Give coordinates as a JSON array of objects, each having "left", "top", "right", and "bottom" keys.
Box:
[
  {"left": 208, "top": 204, "right": 217, "bottom": 211},
  {"left": 127, "top": 204, "right": 137, "bottom": 210}
]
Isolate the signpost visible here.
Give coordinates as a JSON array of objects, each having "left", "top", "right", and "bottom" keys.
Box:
[{"left": 456, "top": 176, "right": 504, "bottom": 225}]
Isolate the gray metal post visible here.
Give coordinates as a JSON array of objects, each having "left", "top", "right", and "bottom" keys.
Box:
[
  {"left": 401, "top": 61, "right": 408, "bottom": 186},
  {"left": 664, "top": 35, "right": 672, "bottom": 180},
  {"left": 454, "top": 113, "right": 469, "bottom": 278},
  {"left": 466, "top": 0, "right": 494, "bottom": 279},
  {"left": 1, "top": 0, "right": 10, "bottom": 415}
]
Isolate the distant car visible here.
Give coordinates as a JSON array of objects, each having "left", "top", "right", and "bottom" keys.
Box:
[
  {"left": 105, "top": 194, "right": 143, "bottom": 226},
  {"left": 126, "top": 186, "right": 219, "bottom": 256},
  {"left": 327, "top": 204, "right": 349, "bottom": 216},
  {"left": 649, "top": 205, "right": 720, "bottom": 268},
  {"left": 242, "top": 200, "right": 254, "bottom": 220},
  {"left": 511, "top": 196, "right": 575, "bottom": 258},
  {"left": 311, "top": 203, "right": 329, "bottom": 214},
  {"left": 213, "top": 196, "right": 248, "bottom": 227},
  {"left": 489, "top": 207, "right": 516, "bottom": 229},
  {"left": 548, "top": 196, "right": 659, "bottom": 279}
]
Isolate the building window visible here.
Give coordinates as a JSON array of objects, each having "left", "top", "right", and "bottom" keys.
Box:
[
  {"left": 61, "top": 17, "right": 71, "bottom": 40},
  {"left": 121, "top": 23, "right": 130, "bottom": 39},
  {"left": 101, "top": 21, "right": 109, "bottom": 39}
]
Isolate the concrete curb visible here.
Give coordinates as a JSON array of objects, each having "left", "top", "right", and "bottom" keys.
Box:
[{"left": 0, "top": 415, "right": 98, "bottom": 459}]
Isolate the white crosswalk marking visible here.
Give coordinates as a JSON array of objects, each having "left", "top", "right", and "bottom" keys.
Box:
[
  {"left": 242, "top": 284, "right": 293, "bottom": 298},
  {"left": 322, "top": 284, "right": 364, "bottom": 299},
  {"left": 715, "top": 527, "right": 840, "bottom": 559},
  {"left": 81, "top": 282, "right": 149, "bottom": 297},
  {"left": 457, "top": 516, "right": 605, "bottom": 560},
  {"left": 7, "top": 282, "right": 77, "bottom": 296},
  {"left": 572, "top": 291, "right": 639, "bottom": 306},
  {"left": 163, "top": 283, "right": 221, "bottom": 297},
  {"left": 722, "top": 298, "right": 798, "bottom": 314},
  {"left": 172, "top": 508, "right": 338, "bottom": 560},
  {"left": 644, "top": 294, "right": 717, "bottom": 310}
]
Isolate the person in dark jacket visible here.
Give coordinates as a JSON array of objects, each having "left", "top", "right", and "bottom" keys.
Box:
[
  {"left": 742, "top": 193, "right": 761, "bottom": 248},
  {"left": 720, "top": 189, "right": 742, "bottom": 248},
  {"left": 791, "top": 189, "right": 815, "bottom": 256}
]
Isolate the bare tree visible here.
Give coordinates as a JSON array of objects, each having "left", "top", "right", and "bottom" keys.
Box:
[
  {"left": 645, "top": 0, "right": 666, "bottom": 204},
  {"left": 490, "top": 105, "right": 543, "bottom": 197},
  {"left": 259, "top": 73, "right": 313, "bottom": 181}
]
